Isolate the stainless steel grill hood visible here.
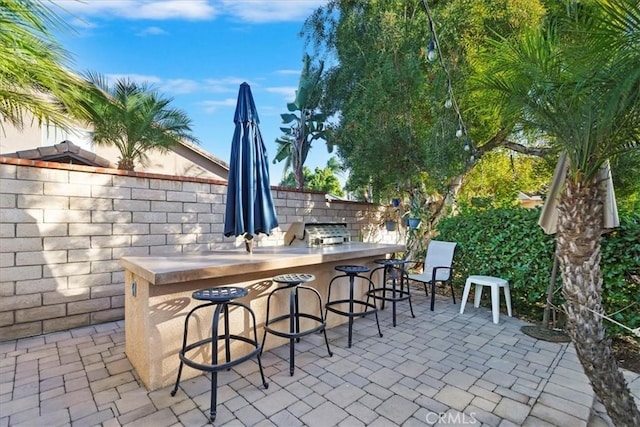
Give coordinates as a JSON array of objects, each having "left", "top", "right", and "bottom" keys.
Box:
[{"left": 285, "top": 222, "right": 351, "bottom": 247}]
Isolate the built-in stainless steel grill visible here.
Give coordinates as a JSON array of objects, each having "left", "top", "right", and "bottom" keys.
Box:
[{"left": 285, "top": 222, "right": 351, "bottom": 247}]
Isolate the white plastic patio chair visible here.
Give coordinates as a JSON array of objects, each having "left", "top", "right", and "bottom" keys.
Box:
[{"left": 406, "top": 240, "right": 457, "bottom": 311}]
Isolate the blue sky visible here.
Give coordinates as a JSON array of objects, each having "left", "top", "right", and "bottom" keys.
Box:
[{"left": 51, "top": 0, "right": 333, "bottom": 184}]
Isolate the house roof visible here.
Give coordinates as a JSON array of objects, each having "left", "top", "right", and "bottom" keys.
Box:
[{"left": 1, "top": 140, "right": 117, "bottom": 168}]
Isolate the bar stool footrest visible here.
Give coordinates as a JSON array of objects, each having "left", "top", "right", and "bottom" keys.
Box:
[
  {"left": 179, "top": 335, "right": 262, "bottom": 373},
  {"left": 264, "top": 313, "right": 327, "bottom": 339},
  {"left": 367, "top": 288, "right": 411, "bottom": 303},
  {"left": 325, "top": 300, "right": 378, "bottom": 318}
]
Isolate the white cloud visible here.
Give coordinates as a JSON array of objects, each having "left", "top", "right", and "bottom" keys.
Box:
[
  {"left": 265, "top": 86, "right": 297, "bottom": 101},
  {"left": 160, "top": 79, "right": 200, "bottom": 94},
  {"left": 100, "top": 74, "right": 249, "bottom": 96},
  {"left": 103, "top": 74, "right": 202, "bottom": 95},
  {"left": 68, "top": 16, "right": 98, "bottom": 29},
  {"left": 203, "top": 78, "right": 254, "bottom": 93},
  {"left": 136, "top": 1, "right": 216, "bottom": 20},
  {"left": 53, "top": 0, "right": 218, "bottom": 21},
  {"left": 219, "top": 0, "right": 328, "bottom": 23},
  {"left": 275, "top": 69, "right": 301, "bottom": 76},
  {"left": 105, "top": 73, "right": 164, "bottom": 87},
  {"left": 136, "top": 26, "right": 169, "bottom": 36},
  {"left": 200, "top": 98, "right": 238, "bottom": 113},
  {"left": 53, "top": 0, "right": 328, "bottom": 23}
]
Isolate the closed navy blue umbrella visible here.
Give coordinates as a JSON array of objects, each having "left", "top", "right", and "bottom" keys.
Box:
[{"left": 224, "top": 82, "right": 278, "bottom": 252}]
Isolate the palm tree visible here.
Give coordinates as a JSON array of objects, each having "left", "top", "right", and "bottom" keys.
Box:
[
  {"left": 0, "top": 0, "right": 92, "bottom": 130},
  {"left": 85, "top": 74, "right": 198, "bottom": 171},
  {"left": 475, "top": 1, "right": 640, "bottom": 425}
]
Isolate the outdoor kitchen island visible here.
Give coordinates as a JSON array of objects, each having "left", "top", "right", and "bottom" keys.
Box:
[{"left": 121, "top": 242, "right": 404, "bottom": 391}]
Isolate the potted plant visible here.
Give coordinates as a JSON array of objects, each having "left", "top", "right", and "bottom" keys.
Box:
[
  {"left": 381, "top": 205, "right": 399, "bottom": 231},
  {"left": 406, "top": 198, "right": 422, "bottom": 229},
  {"left": 407, "top": 217, "right": 421, "bottom": 229}
]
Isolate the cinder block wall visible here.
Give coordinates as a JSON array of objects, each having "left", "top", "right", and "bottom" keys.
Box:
[{"left": 0, "top": 158, "right": 396, "bottom": 341}]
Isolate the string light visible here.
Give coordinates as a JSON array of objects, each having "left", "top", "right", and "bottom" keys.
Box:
[
  {"left": 427, "top": 40, "right": 437, "bottom": 62},
  {"left": 422, "top": 0, "right": 475, "bottom": 160}
]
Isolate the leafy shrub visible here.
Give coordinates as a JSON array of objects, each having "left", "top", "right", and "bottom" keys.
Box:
[
  {"left": 600, "top": 211, "right": 640, "bottom": 336},
  {"left": 436, "top": 207, "right": 639, "bottom": 337}
]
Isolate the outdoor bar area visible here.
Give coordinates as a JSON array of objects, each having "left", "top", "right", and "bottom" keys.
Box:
[{"left": 121, "top": 241, "right": 404, "bottom": 391}]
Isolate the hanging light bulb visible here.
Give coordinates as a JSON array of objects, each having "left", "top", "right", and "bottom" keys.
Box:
[
  {"left": 456, "top": 128, "right": 463, "bottom": 138},
  {"left": 463, "top": 142, "right": 470, "bottom": 151},
  {"left": 470, "top": 155, "right": 475, "bottom": 162},
  {"left": 444, "top": 98, "right": 452, "bottom": 109},
  {"left": 427, "top": 39, "right": 437, "bottom": 62}
]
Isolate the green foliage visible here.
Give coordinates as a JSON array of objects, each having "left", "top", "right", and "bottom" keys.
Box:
[
  {"left": 459, "top": 149, "right": 554, "bottom": 208},
  {"left": 600, "top": 211, "right": 640, "bottom": 336},
  {"left": 84, "top": 73, "right": 197, "bottom": 171},
  {"left": 472, "top": 0, "right": 640, "bottom": 182},
  {"left": 0, "top": 0, "right": 94, "bottom": 129},
  {"left": 273, "top": 54, "right": 329, "bottom": 189},
  {"left": 436, "top": 207, "right": 555, "bottom": 319},
  {"left": 436, "top": 207, "right": 639, "bottom": 337},
  {"left": 303, "top": 0, "right": 557, "bottom": 210},
  {"left": 278, "top": 158, "right": 345, "bottom": 197},
  {"left": 611, "top": 151, "right": 640, "bottom": 211},
  {"left": 306, "top": 167, "right": 344, "bottom": 197}
]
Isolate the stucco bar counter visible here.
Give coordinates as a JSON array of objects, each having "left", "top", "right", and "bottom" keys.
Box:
[{"left": 121, "top": 242, "right": 404, "bottom": 390}]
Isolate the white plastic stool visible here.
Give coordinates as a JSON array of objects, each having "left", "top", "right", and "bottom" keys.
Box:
[{"left": 460, "top": 275, "right": 512, "bottom": 324}]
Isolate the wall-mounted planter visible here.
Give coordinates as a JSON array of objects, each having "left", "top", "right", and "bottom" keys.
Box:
[
  {"left": 392, "top": 198, "right": 401, "bottom": 207},
  {"left": 385, "top": 220, "right": 397, "bottom": 231}
]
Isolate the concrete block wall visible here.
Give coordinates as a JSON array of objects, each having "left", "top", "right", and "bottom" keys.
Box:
[{"left": 0, "top": 157, "right": 396, "bottom": 341}]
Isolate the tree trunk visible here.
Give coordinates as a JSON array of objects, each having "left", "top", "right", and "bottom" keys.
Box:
[
  {"left": 118, "top": 158, "right": 135, "bottom": 171},
  {"left": 556, "top": 178, "right": 640, "bottom": 427},
  {"left": 294, "top": 164, "right": 304, "bottom": 190},
  {"left": 428, "top": 172, "right": 464, "bottom": 231}
]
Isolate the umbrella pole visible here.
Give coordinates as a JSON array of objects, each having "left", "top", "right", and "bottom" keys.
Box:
[
  {"left": 244, "top": 235, "right": 254, "bottom": 253},
  {"left": 542, "top": 248, "right": 559, "bottom": 329}
]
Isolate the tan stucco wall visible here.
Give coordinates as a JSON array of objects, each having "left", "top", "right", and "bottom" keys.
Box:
[
  {"left": 0, "top": 116, "right": 228, "bottom": 180},
  {"left": 0, "top": 120, "right": 42, "bottom": 153}
]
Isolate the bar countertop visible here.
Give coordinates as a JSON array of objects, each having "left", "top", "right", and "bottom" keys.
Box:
[{"left": 120, "top": 242, "right": 405, "bottom": 286}]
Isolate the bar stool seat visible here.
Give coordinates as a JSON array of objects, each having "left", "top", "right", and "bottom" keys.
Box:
[
  {"left": 170, "top": 286, "right": 267, "bottom": 422},
  {"left": 368, "top": 259, "right": 415, "bottom": 327},
  {"left": 325, "top": 265, "right": 383, "bottom": 347},
  {"left": 262, "top": 273, "right": 332, "bottom": 376}
]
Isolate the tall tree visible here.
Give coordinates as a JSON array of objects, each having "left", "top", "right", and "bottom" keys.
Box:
[
  {"left": 0, "top": 0, "right": 92, "bottom": 130},
  {"left": 303, "top": 0, "right": 548, "bottom": 220},
  {"left": 85, "top": 74, "right": 198, "bottom": 171},
  {"left": 273, "top": 54, "right": 328, "bottom": 189},
  {"left": 475, "top": 0, "right": 640, "bottom": 424},
  {"left": 278, "top": 157, "right": 345, "bottom": 197},
  {"left": 458, "top": 149, "right": 553, "bottom": 208},
  {"left": 307, "top": 157, "right": 345, "bottom": 197}
]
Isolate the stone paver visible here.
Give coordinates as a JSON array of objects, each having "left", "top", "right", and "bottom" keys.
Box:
[{"left": 0, "top": 292, "right": 638, "bottom": 426}]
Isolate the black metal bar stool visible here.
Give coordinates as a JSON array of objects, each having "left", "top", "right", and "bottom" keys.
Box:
[
  {"left": 368, "top": 259, "right": 415, "bottom": 327},
  {"left": 262, "top": 273, "right": 332, "bottom": 376},
  {"left": 170, "top": 286, "right": 268, "bottom": 422},
  {"left": 325, "top": 265, "right": 383, "bottom": 347}
]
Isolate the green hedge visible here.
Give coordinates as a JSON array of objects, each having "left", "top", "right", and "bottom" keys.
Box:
[{"left": 435, "top": 207, "right": 639, "bottom": 337}]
